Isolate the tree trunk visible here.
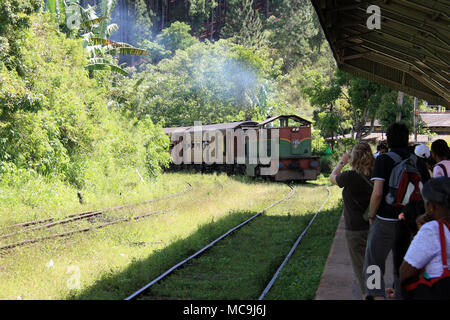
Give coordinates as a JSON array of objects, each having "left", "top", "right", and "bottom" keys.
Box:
[{"left": 396, "top": 91, "right": 404, "bottom": 122}]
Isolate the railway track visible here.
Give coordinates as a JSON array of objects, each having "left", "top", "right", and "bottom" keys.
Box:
[
  {"left": 0, "top": 182, "right": 193, "bottom": 251},
  {"left": 124, "top": 185, "right": 331, "bottom": 300}
]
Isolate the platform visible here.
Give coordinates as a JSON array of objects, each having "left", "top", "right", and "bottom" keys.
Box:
[{"left": 315, "top": 215, "right": 394, "bottom": 300}]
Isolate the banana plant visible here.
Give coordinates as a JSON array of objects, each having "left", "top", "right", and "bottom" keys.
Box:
[{"left": 47, "top": 0, "right": 149, "bottom": 76}]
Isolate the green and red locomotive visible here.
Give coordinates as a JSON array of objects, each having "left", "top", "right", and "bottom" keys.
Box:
[{"left": 163, "top": 115, "right": 320, "bottom": 182}]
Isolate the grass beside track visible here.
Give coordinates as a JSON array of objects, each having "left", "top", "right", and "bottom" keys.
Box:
[
  {"left": 0, "top": 173, "right": 342, "bottom": 300},
  {"left": 140, "top": 179, "right": 341, "bottom": 300}
]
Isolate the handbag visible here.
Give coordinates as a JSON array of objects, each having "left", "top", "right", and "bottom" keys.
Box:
[{"left": 401, "top": 220, "right": 450, "bottom": 300}]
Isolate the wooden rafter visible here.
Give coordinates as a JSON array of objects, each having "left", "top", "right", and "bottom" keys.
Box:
[{"left": 311, "top": 0, "right": 450, "bottom": 107}]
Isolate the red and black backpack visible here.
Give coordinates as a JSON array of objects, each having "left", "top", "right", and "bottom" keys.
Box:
[
  {"left": 385, "top": 152, "right": 424, "bottom": 208},
  {"left": 401, "top": 220, "right": 450, "bottom": 300}
]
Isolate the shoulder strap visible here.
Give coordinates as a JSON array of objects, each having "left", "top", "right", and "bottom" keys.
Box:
[
  {"left": 438, "top": 220, "right": 450, "bottom": 271},
  {"left": 385, "top": 151, "right": 403, "bottom": 164},
  {"left": 436, "top": 163, "right": 448, "bottom": 177}
]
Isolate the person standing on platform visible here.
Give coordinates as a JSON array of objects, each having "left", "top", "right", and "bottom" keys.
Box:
[
  {"left": 431, "top": 139, "right": 450, "bottom": 178},
  {"left": 364, "top": 123, "right": 430, "bottom": 300},
  {"left": 330, "top": 142, "right": 374, "bottom": 298}
]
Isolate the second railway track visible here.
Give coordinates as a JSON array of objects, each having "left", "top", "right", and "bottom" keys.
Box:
[{"left": 0, "top": 182, "right": 193, "bottom": 251}]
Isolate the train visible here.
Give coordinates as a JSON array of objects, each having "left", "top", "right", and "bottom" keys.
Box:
[{"left": 163, "top": 115, "right": 321, "bottom": 182}]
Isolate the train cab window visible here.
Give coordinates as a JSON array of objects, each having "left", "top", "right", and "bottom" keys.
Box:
[
  {"left": 289, "top": 118, "right": 303, "bottom": 127},
  {"left": 265, "top": 119, "right": 282, "bottom": 128}
]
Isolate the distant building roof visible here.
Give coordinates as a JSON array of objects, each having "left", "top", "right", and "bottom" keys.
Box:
[
  {"left": 334, "top": 132, "right": 450, "bottom": 144},
  {"left": 366, "top": 112, "right": 450, "bottom": 128},
  {"left": 419, "top": 112, "right": 450, "bottom": 127}
]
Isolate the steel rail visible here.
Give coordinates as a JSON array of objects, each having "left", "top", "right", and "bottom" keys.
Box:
[
  {"left": 0, "top": 182, "right": 192, "bottom": 237},
  {"left": 258, "top": 187, "right": 331, "bottom": 300},
  {"left": 124, "top": 184, "right": 296, "bottom": 300},
  {"left": 0, "top": 210, "right": 165, "bottom": 251}
]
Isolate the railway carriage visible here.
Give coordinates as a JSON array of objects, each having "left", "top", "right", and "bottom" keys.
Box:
[{"left": 163, "top": 115, "right": 320, "bottom": 182}]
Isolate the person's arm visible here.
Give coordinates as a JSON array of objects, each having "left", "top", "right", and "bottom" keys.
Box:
[
  {"left": 433, "top": 165, "right": 444, "bottom": 178},
  {"left": 399, "top": 260, "right": 421, "bottom": 284},
  {"left": 330, "top": 152, "right": 350, "bottom": 185},
  {"left": 368, "top": 179, "right": 383, "bottom": 224},
  {"left": 400, "top": 222, "right": 436, "bottom": 283}
]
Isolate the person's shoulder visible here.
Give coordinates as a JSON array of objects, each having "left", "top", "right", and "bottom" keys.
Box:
[
  {"left": 419, "top": 220, "right": 439, "bottom": 234},
  {"left": 373, "top": 152, "right": 395, "bottom": 169},
  {"left": 336, "top": 169, "right": 357, "bottom": 180},
  {"left": 438, "top": 160, "right": 450, "bottom": 167},
  {"left": 376, "top": 152, "right": 396, "bottom": 162},
  {"left": 336, "top": 170, "right": 358, "bottom": 186}
]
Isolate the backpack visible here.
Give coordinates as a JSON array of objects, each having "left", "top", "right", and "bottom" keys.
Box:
[
  {"left": 401, "top": 220, "right": 450, "bottom": 300},
  {"left": 385, "top": 152, "right": 423, "bottom": 208}
]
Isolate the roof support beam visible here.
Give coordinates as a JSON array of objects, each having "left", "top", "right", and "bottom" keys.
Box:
[{"left": 340, "top": 63, "right": 449, "bottom": 106}]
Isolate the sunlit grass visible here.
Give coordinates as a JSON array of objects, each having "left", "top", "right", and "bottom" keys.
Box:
[
  {"left": 140, "top": 181, "right": 342, "bottom": 300},
  {"left": 0, "top": 172, "right": 301, "bottom": 300}
]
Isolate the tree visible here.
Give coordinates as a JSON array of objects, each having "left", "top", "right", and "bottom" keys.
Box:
[
  {"left": 335, "top": 71, "right": 390, "bottom": 140},
  {"left": 305, "top": 70, "right": 392, "bottom": 141},
  {"left": 155, "top": 21, "right": 197, "bottom": 54},
  {"left": 222, "top": 0, "right": 268, "bottom": 49},
  {"left": 0, "top": 0, "right": 42, "bottom": 74},
  {"left": 377, "top": 91, "right": 415, "bottom": 132},
  {"left": 46, "top": 0, "right": 149, "bottom": 75},
  {"left": 266, "top": 0, "right": 321, "bottom": 72},
  {"left": 115, "top": 38, "right": 281, "bottom": 127}
]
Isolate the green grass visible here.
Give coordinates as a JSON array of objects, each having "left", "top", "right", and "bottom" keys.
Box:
[
  {"left": 0, "top": 172, "right": 342, "bottom": 300},
  {"left": 139, "top": 182, "right": 342, "bottom": 300}
]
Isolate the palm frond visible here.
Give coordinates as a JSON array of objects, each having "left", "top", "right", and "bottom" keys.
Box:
[
  {"left": 98, "top": 0, "right": 117, "bottom": 38},
  {"left": 80, "top": 16, "right": 106, "bottom": 29},
  {"left": 105, "top": 47, "right": 149, "bottom": 56},
  {"left": 86, "top": 62, "right": 128, "bottom": 75},
  {"left": 90, "top": 37, "right": 127, "bottom": 47},
  {"left": 105, "top": 23, "right": 119, "bottom": 39}
]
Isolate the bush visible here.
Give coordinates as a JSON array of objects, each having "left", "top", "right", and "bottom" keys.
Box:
[{"left": 0, "top": 13, "right": 170, "bottom": 190}]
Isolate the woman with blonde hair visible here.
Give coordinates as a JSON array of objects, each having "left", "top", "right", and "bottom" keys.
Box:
[{"left": 330, "top": 141, "right": 375, "bottom": 298}]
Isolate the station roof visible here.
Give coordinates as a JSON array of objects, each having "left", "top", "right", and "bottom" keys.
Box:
[{"left": 311, "top": 0, "right": 450, "bottom": 107}]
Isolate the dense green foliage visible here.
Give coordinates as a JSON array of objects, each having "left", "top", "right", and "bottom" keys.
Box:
[
  {"left": 107, "top": 0, "right": 335, "bottom": 128},
  {"left": 0, "top": 13, "right": 170, "bottom": 192},
  {"left": 0, "top": 0, "right": 429, "bottom": 197},
  {"left": 0, "top": 0, "right": 42, "bottom": 74},
  {"left": 117, "top": 37, "right": 282, "bottom": 126},
  {"left": 304, "top": 69, "right": 426, "bottom": 144}
]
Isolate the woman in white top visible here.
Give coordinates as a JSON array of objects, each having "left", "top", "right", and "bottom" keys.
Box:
[
  {"left": 431, "top": 139, "right": 450, "bottom": 177},
  {"left": 400, "top": 177, "right": 450, "bottom": 291}
]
